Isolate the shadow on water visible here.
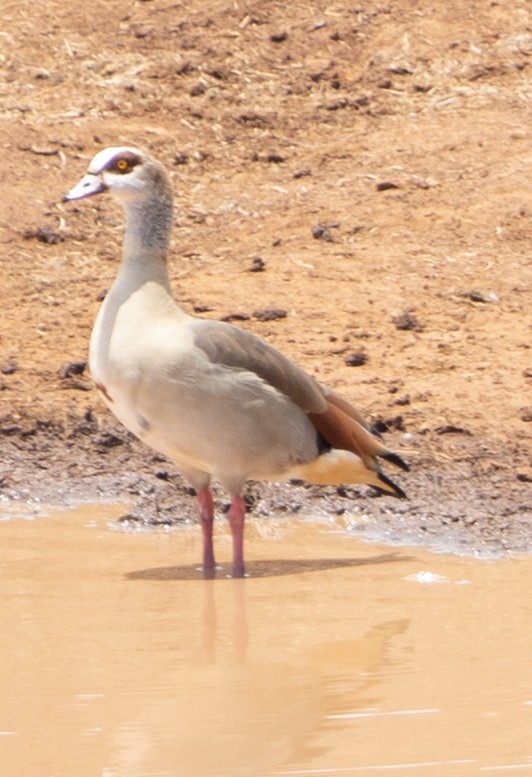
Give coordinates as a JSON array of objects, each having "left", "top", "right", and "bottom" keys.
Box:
[{"left": 126, "top": 551, "right": 412, "bottom": 581}]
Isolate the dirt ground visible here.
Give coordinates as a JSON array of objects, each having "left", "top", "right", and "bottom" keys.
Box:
[{"left": 0, "top": 0, "right": 530, "bottom": 557}]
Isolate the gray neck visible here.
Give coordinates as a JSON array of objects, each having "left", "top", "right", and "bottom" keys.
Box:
[{"left": 121, "top": 190, "right": 173, "bottom": 286}]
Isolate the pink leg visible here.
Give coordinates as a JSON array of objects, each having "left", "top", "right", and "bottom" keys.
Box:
[
  {"left": 227, "top": 495, "right": 246, "bottom": 578},
  {"left": 197, "top": 486, "right": 215, "bottom": 572}
]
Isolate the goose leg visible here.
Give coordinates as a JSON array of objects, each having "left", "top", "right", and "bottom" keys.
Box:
[
  {"left": 197, "top": 486, "right": 215, "bottom": 572},
  {"left": 227, "top": 495, "right": 246, "bottom": 578}
]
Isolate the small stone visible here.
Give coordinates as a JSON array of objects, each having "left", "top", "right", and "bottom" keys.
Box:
[
  {"left": 173, "top": 152, "right": 189, "bottom": 165},
  {"left": 253, "top": 308, "right": 287, "bottom": 322},
  {"left": 27, "top": 145, "right": 58, "bottom": 156},
  {"left": 435, "top": 424, "right": 472, "bottom": 435},
  {"left": 394, "top": 395, "right": 411, "bottom": 406},
  {"left": 376, "top": 181, "right": 400, "bottom": 192},
  {"left": 93, "top": 431, "right": 125, "bottom": 449},
  {"left": 345, "top": 351, "right": 367, "bottom": 367},
  {"left": 248, "top": 257, "right": 266, "bottom": 272},
  {"left": 293, "top": 168, "right": 311, "bottom": 179},
  {"left": 393, "top": 311, "right": 423, "bottom": 332},
  {"left": 189, "top": 81, "right": 206, "bottom": 96},
  {"left": 1, "top": 361, "right": 17, "bottom": 375},
  {"left": 0, "top": 423, "right": 22, "bottom": 436},
  {"left": 193, "top": 305, "right": 213, "bottom": 313},
  {"left": 312, "top": 224, "right": 332, "bottom": 241},
  {"left": 23, "top": 225, "right": 63, "bottom": 244},
  {"left": 388, "top": 64, "right": 412, "bottom": 75},
  {"left": 519, "top": 407, "right": 532, "bottom": 422},
  {"left": 459, "top": 289, "right": 498, "bottom": 303},
  {"left": 221, "top": 312, "right": 251, "bottom": 322},
  {"left": 58, "top": 361, "right": 86, "bottom": 379},
  {"left": 311, "top": 222, "right": 339, "bottom": 241},
  {"left": 323, "top": 98, "right": 348, "bottom": 111},
  {"left": 266, "top": 153, "right": 285, "bottom": 164},
  {"left": 371, "top": 416, "right": 405, "bottom": 433}
]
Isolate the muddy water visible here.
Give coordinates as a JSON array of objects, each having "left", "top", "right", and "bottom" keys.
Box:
[{"left": 1, "top": 505, "right": 532, "bottom": 776}]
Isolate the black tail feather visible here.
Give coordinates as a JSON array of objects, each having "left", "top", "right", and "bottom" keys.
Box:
[
  {"left": 379, "top": 450, "right": 410, "bottom": 473},
  {"left": 376, "top": 470, "right": 407, "bottom": 500}
]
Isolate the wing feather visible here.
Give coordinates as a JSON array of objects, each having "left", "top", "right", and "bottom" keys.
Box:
[{"left": 192, "top": 319, "right": 326, "bottom": 413}]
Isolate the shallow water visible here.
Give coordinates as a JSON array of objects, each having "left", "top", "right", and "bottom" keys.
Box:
[{"left": 1, "top": 504, "right": 532, "bottom": 776}]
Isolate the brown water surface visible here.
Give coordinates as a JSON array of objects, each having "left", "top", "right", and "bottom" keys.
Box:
[{"left": 1, "top": 505, "right": 531, "bottom": 776}]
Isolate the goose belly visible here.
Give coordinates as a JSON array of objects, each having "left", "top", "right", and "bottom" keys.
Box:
[{"left": 91, "top": 356, "right": 319, "bottom": 479}]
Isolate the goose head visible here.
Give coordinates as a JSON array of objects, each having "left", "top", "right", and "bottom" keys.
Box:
[
  {"left": 63, "top": 146, "right": 174, "bottom": 255},
  {"left": 63, "top": 146, "right": 170, "bottom": 205}
]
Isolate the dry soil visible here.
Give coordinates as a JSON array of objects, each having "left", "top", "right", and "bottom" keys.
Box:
[{"left": 0, "top": 0, "right": 531, "bottom": 556}]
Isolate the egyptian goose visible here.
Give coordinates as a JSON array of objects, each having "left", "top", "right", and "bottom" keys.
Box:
[{"left": 63, "top": 147, "right": 408, "bottom": 577}]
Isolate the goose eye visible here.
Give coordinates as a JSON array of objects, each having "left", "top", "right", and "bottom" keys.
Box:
[{"left": 116, "top": 159, "right": 130, "bottom": 173}]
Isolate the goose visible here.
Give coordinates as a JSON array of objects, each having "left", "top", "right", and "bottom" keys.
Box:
[{"left": 63, "top": 146, "right": 408, "bottom": 577}]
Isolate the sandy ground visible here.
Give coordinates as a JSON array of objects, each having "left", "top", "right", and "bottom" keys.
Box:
[{"left": 0, "top": 0, "right": 530, "bottom": 556}]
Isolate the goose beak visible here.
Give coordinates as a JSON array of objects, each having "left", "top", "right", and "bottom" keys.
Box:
[{"left": 63, "top": 173, "right": 107, "bottom": 202}]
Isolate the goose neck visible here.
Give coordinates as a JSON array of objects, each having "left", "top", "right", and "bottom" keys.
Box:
[{"left": 122, "top": 193, "right": 173, "bottom": 268}]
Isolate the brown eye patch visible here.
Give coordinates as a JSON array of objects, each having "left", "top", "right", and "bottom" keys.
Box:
[{"left": 107, "top": 151, "right": 142, "bottom": 175}]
